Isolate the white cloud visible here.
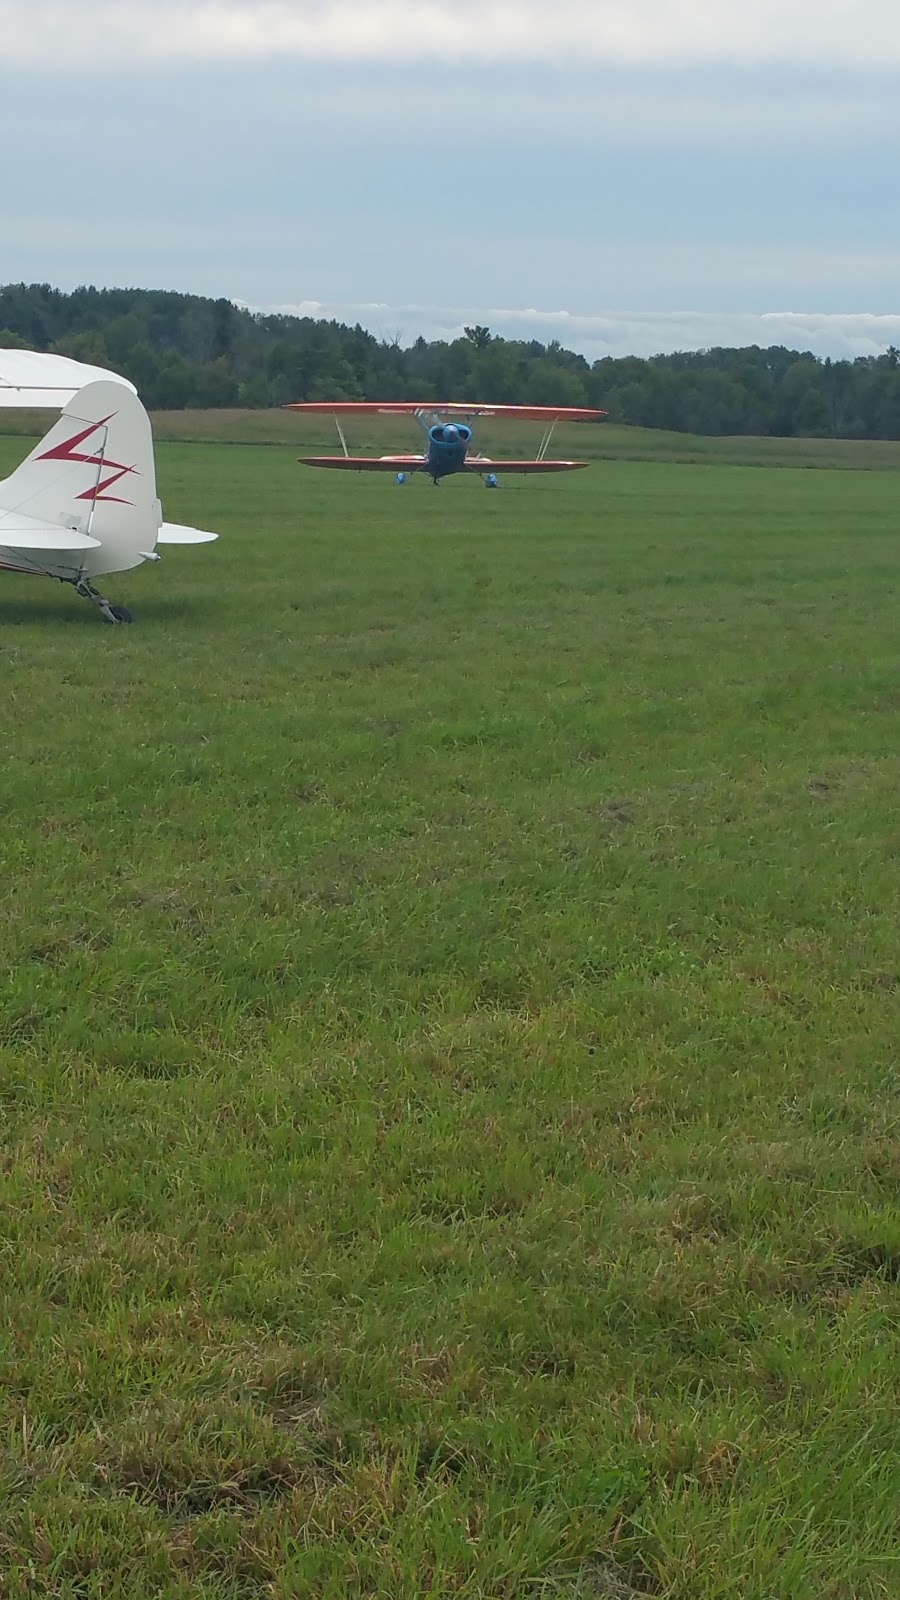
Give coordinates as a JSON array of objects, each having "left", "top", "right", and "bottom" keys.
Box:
[
  {"left": 266, "top": 301, "right": 900, "bottom": 360},
  {"left": 3, "top": 0, "right": 900, "bottom": 68}
]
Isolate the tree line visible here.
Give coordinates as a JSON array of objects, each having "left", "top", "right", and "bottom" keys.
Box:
[{"left": 2, "top": 281, "right": 900, "bottom": 439}]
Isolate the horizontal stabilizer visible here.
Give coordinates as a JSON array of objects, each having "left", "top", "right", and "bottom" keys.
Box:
[
  {"left": 157, "top": 522, "right": 219, "bottom": 544},
  {"left": 0, "top": 510, "right": 101, "bottom": 549}
]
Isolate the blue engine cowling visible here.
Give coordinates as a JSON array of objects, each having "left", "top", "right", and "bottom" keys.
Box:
[
  {"left": 428, "top": 422, "right": 472, "bottom": 446},
  {"left": 426, "top": 421, "right": 472, "bottom": 478}
]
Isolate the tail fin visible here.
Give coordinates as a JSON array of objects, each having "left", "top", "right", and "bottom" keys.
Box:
[{"left": 0, "top": 380, "right": 162, "bottom": 574}]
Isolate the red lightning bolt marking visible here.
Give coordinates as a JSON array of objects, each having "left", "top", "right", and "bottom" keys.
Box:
[
  {"left": 76, "top": 467, "right": 135, "bottom": 505},
  {"left": 37, "top": 412, "right": 139, "bottom": 504}
]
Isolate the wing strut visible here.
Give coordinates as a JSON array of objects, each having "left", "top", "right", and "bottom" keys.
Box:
[
  {"left": 415, "top": 406, "right": 446, "bottom": 433},
  {"left": 536, "top": 419, "right": 558, "bottom": 462},
  {"left": 334, "top": 416, "right": 350, "bottom": 458}
]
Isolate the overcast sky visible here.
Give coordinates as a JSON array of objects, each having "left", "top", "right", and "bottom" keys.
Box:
[{"left": 2, "top": 0, "right": 900, "bottom": 360}]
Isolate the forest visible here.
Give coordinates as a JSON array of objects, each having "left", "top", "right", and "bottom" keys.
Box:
[{"left": 2, "top": 280, "right": 900, "bottom": 439}]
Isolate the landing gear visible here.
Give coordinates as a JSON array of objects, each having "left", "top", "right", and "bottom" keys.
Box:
[
  {"left": 485, "top": 473, "right": 499, "bottom": 490},
  {"left": 74, "top": 577, "right": 134, "bottom": 624}
]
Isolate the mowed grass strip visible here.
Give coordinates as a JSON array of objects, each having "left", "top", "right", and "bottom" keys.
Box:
[{"left": 0, "top": 436, "right": 898, "bottom": 1598}]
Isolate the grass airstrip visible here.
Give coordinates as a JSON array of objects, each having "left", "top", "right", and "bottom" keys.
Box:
[{"left": 0, "top": 413, "right": 898, "bottom": 1598}]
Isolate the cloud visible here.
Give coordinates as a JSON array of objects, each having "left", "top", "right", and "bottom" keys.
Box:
[
  {"left": 265, "top": 301, "right": 900, "bottom": 360},
  {"left": 3, "top": 0, "right": 900, "bottom": 69}
]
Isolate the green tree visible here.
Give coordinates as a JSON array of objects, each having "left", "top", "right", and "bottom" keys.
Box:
[
  {"left": 53, "top": 329, "right": 111, "bottom": 367},
  {"left": 464, "top": 325, "right": 493, "bottom": 350}
]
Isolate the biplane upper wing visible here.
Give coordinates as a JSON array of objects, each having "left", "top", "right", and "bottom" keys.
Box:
[
  {"left": 298, "top": 455, "right": 425, "bottom": 471},
  {"left": 287, "top": 402, "right": 605, "bottom": 421}
]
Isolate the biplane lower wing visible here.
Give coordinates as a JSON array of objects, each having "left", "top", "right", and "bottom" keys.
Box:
[
  {"left": 465, "top": 459, "right": 590, "bottom": 474},
  {"left": 299, "top": 455, "right": 589, "bottom": 474},
  {"left": 298, "top": 455, "right": 426, "bottom": 472}
]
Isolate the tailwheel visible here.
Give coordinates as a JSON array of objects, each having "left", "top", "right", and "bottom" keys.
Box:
[{"left": 74, "top": 577, "right": 134, "bottom": 624}]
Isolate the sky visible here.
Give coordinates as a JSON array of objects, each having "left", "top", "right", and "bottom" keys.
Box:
[{"left": 2, "top": 0, "right": 900, "bottom": 361}]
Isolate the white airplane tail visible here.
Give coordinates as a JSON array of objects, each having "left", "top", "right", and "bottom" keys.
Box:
[
  {"left": 0, "top": 379, "right": 161, "bottom": 576},
  {"left": 0, "top": 378, "right": 218, "bottom": 619}
]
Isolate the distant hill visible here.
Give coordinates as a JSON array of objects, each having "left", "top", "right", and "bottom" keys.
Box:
[{"left": 2, "top": 281, "right": 899, "bottom": 439}]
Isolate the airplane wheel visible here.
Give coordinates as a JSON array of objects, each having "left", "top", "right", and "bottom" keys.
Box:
[{"left": 106, "top": 605, "right": 134, "bottom": 624}]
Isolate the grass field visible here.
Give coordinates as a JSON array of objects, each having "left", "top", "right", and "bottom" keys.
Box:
[{"left": 0, "top": 427, "right": 898, "bottom": 1598}]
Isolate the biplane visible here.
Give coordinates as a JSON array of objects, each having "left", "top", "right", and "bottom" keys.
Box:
[
  {"left": 0, "top": 351, "right": 217, "bottom": 623},
  {"left": 287, "top": 401, "right": 606, "bottom": 486}
]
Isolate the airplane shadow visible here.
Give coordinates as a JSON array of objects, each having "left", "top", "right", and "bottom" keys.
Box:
[{"left": 0, "top": 594, "right": 207, "bottom": 627}]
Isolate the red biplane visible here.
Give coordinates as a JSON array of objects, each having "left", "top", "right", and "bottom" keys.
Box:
[{"left": 286, "top": 401, "right": 605, "bottom": 487}]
